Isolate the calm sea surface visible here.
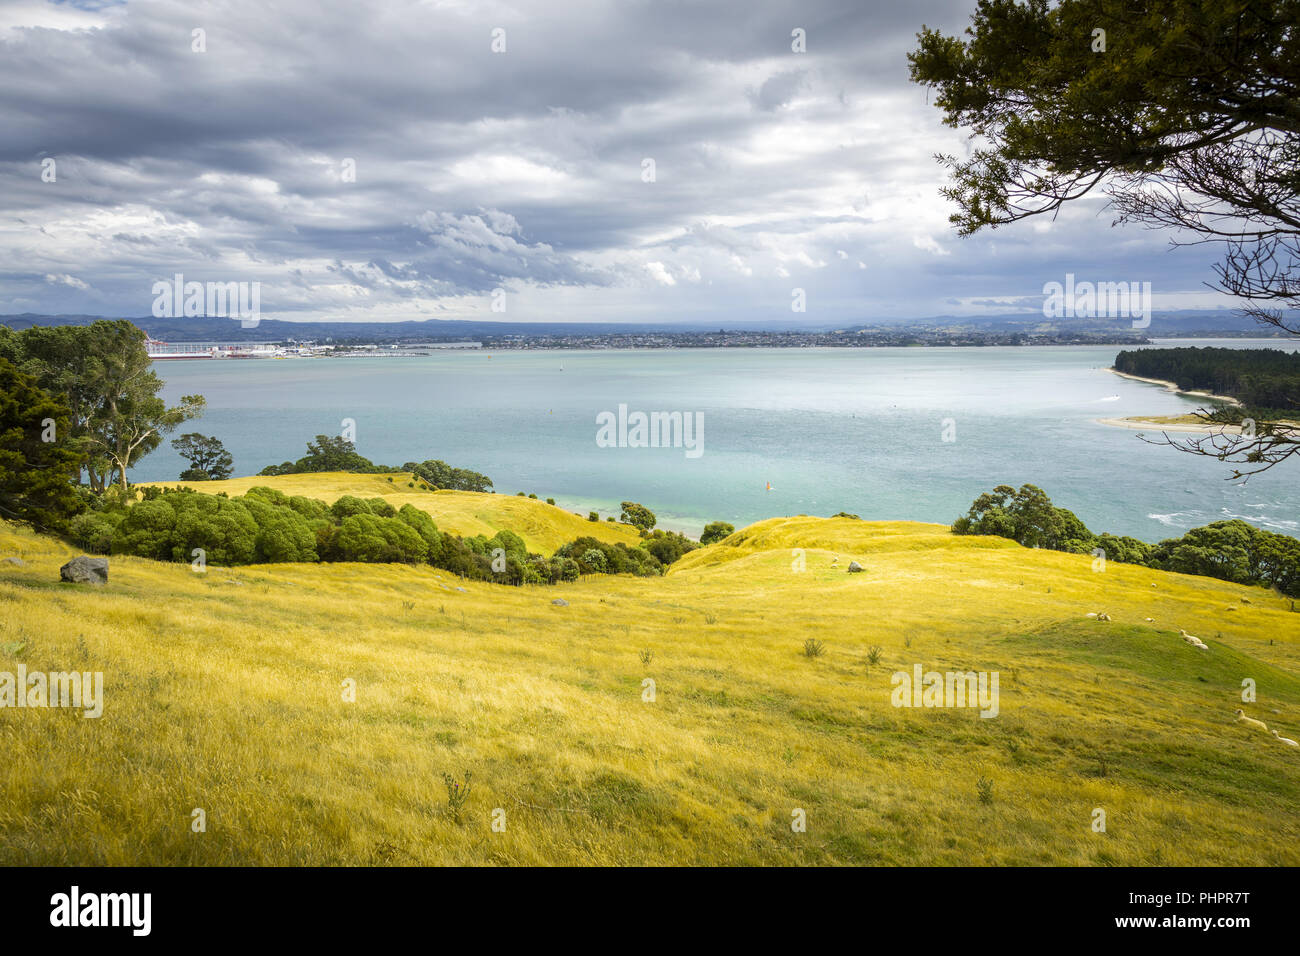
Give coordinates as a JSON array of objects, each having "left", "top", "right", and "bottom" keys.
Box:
[{"left": 143, "top": 339, "right": 1299, "bottom": 540}]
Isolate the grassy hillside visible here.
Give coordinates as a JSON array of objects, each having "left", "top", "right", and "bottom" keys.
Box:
[
  {"left": 141, "top": 472, "right": 643, "bottom": 553},
  {"left": 1, "top": 514, "right": 1298, "bottom": 865}
]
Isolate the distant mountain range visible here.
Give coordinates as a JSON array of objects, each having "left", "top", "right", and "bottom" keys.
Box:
[{"left": 0, "top": 309, "right": 1292, "bottom": 343}]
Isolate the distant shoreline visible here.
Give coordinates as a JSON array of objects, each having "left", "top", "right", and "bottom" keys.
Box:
[
  {"left": 1107, "top": 367, "right": 1242, "bottom": 405},
  {"left": 1097, "top": 367, "right": 1247, "bottom": 432}
]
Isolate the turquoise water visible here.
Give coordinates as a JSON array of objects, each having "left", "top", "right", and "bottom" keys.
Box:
[{"left": 144, "top": 340, "right": 1299, "bottom": 541}]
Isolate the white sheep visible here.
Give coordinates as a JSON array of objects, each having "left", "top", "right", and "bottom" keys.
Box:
[
  {"left": 1235, "top": 709, "right": 1268, "bottom": 731},
  {"left": 1272, "top": 730, "right": 1299, "bottom": 748},
  {"left": 1179, "top": 629, "right": 1207, "bottom": 648}
]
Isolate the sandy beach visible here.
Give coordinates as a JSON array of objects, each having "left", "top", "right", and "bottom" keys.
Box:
[
  {"left": 1096, "top": 416, "right": 1248, "bottom": 434},
  {"left": 1107, "top": 367, "right": 1242, "bottom": 405}
]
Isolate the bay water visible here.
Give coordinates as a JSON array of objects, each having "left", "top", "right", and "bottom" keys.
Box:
[{"left": 144, "top": 339, "right": 1299, "bottom": 541}]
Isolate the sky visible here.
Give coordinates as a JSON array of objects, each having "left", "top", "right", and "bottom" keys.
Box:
[{"left": 0, "top": 0, "right": 1241, "bottom": 325}]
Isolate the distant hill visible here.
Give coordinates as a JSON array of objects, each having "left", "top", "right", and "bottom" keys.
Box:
[{"left": 2, "top": 309, "right": 1293, "bottom": 342}]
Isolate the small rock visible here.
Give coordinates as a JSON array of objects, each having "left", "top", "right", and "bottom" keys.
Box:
[
  {"left": 454, "top": 586, "right": 467, "bottom": 593},
  {"left": 1241, "top": 598, "right": 1252, "bottom": 605},
  {"left": 552, "top": 598, "right": 569, "bottom": 606},
  {"left": 846, "top": 561, "right": 864, "bottom": 573},
  {"left": 60, "top": 555, "right": 108, "bottom": 585},
  {"left": 2, "top": 557, "right": 24, "bottom": 566}
]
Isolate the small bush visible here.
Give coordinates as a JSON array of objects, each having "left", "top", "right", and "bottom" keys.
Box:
[{"left": 803, "top": 638, "right": 825, "bottom": 658}]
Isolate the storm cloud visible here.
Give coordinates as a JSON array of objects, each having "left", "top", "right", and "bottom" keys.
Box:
[{"left": 0, "top": 0, "right": 1231, "bottom": 324}]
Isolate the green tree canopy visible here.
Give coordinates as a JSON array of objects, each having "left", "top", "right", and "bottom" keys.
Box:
[
  {"left": 700, "top": 521, "right": 735, "bottom": 545},
  {"left": 619, "top": 501, "right": 657, "bottom": 532},
  {"left": 172, "top": 432, "right": 234, "bottom": 481},
  {"left": 0, "top": 357, "right": 84, "bottom": 531}
]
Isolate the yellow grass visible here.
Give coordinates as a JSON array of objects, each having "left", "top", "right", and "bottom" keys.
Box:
[
  {"left": 2, "top": 502, "right": 1299, "bottom": 865},
  {"left": 140, "top": 472, "right": 642, "bottom": 553}
]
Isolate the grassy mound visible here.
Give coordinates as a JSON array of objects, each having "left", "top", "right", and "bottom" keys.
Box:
[{"left": 1, "top": 514, "right": 1297, "bottom": 865}]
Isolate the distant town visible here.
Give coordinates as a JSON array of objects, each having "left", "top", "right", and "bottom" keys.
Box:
[{"left": 143, "top": 326, "right": 1154, "bottom": 358}]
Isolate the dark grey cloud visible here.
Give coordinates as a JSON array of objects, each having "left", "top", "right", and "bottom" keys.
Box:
[{"left": 0, "top": 0, "right": 1232, "bottom": 323}]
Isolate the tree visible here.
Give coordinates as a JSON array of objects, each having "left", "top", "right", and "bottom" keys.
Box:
[
  {"left": 0, "top": 358, "right": 84, "bottom": 531},
  {"left": 909, "top": 0, "right": 1300, "bottom": 473},
  {"left": 76, "top": 322, "right": 204, "bottom": 489},
  {"left": 619, "top": 501, "right": 657, "bottom": 532},
  {"left": 405, "top": 459, "right": 493, "bottom": 492},
  {"left": 700, "top": 521, "right": 735, "bottom": 545},
  {"left": 293, "top": 435, "right": 374, "bottom": 473},
  {"left": 172, "top": 433, "right": 234, "bottom": 481},
  {"left": 953, "top": 483, "right": 1096, "bottom": 553},
  {"left": 579, "top": 548, "right": 608, "bottom": 574},
  {"left": 642, "top": 530, "right": 698, "bottom": 565}
]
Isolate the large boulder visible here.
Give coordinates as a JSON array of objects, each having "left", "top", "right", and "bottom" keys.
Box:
[
  {"left": 60, "top": 556, "right": 108, "bottom": 585},
  {"left": 847, "top": 561, "right": 864, "bottom": 573}
]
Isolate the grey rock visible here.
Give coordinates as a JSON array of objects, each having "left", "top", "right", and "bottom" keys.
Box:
[
  {"left": 847, "top": 561, "right": 864, "bottom": 573},
  {"left": 60, "top": 555, "right": 108, "bottom": 585},
  {"left": 454, "top": 586, "right": 467, "bottom": 593},
  {"left": 2, "top": 557, "right": 24, "bottom": 566},
  {"left": 552, "top": 598, "right": 569, "bottom": 606}
]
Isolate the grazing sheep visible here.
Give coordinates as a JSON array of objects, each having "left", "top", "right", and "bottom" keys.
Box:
[
  {"left": 1235, "top": 709, "right": 1268, "bottom": 731},
  {"left": 1085, "top": 612, "right": 1098, "bottom": 618},
  {"left": 1144, "top": 617, "right": 1155, "bottom": 623},
  {"left": 1179, "top": 629, "right": 1206, "bottom": 646},
  {"left": 1272, "top": 730, "right": 1299, "bottom": 748}
]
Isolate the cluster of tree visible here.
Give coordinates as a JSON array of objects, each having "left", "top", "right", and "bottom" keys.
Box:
[
  {"left": 67, "top": 485, "right": 578, "bottom": 584},
  {"left": 1114, "top": 348, "right": 1300, "bottom": 415},
  {"left": 65, "top": 485, "right": 723, "bottom": 584},
  {"left": 408, "top": 459, "right": 493, "bottom": 492},
  {"left": 256, "top": 435, "right": 399, "bottom": 477},
  {"left": 257, "top": 435, "right": 493, "bottom": 492},
  {"left": 553, "top": 536, "right": 665, "bottom": 577},
  {"left": 953, "top": 484, "right": 1300, "bottom": 596},
  {"left": 0, "top": 320, "right": 205, "bottom": 531}
]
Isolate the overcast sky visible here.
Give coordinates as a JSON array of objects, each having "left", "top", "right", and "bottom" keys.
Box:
[{"left": 0, "top": 0, "right": 1236, "bottom": 325}]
